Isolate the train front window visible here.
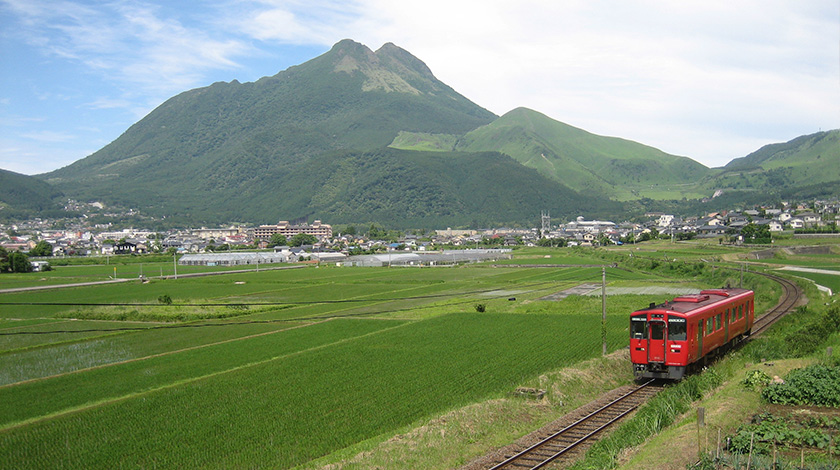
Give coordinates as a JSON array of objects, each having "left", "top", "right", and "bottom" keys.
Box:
[
  {"left": 668, "top": 318, "right": 686, "bottom": 341},
  {"left": 650, "top": 322, "right": 665, "bottom": 340},
  {"left": 631, "top": 317, "right": 647, "bottom": 339}
]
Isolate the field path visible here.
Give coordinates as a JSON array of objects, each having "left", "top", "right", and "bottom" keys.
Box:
[{"left": 0, "top": 264, "right": 305, "bottom": 294}]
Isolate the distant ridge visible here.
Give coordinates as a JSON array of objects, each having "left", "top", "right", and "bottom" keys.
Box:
[{"left": 0, "top": 168, "right": 63, "bottom": 219}]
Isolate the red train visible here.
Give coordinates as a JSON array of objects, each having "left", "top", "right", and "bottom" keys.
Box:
[{"left": 630, "top": 288, "right": 754, "bottom": 380}]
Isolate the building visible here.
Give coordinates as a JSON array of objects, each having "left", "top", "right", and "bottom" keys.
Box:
[
  {"left": 178, "top": 252, "right": 292, "bottom": 266},
  {"left": 192, "top": 226, "right": 246, "bottom": 240},
  {"left": 254, "top": 220, "right": 332, "bottom": 241}
]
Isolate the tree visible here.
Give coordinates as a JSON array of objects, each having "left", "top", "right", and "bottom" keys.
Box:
[
  {"left": 741, "top": 223, "right": 771, "bottom": 244},
  {"left": 9, "top": 251, "right": 32, "bottom": 273},
  {"left": 30, "top": 240, "right": 53, "bottom": 257},
  {"left": 0, "top": 246, "right": 9, "bottom": 273},
  {"left": 269, "top": 233, "right": 288, "bottom": 247},
  {"left": 290, "top": 233, "right": 318, "bottom": 247}
]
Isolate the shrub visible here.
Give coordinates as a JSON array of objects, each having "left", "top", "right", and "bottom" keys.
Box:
[{"left": 761, "top": 364, "right": 840, "bottom": 407}]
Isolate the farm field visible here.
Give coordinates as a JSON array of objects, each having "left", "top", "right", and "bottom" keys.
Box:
[
  {"left": 0, "top": 244, "right": 823, "bottom": 469},
  {"left": 0, "top": 259, "right": 298, "bottom": 290}
]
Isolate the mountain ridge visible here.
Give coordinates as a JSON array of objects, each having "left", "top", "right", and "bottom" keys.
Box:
[{"left": 15, "top": 39, "right": 837, "bottom": 227}]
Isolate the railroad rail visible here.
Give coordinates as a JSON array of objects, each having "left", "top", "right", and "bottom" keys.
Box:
[
  {"left": 486, "top": 380, "right": 662, "bottom": 470},
  {"left": 749, "top": 270, "right": 802, "bottom": 337}
]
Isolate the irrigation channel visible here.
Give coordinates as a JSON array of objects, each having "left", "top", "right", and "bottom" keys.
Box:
[{"left": 476, "top": 269, "right": 802, "bottom": 470}]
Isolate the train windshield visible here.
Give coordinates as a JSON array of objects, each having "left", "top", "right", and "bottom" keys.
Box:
[
  {"left": 631, "top": 316, "right": 647, "bottom": 339},
  {"left": 668, "top": 317, "right": 687, "bottom": 341},
  {"left": 650, "top": 322, "right": 665, "bottom": 340}
]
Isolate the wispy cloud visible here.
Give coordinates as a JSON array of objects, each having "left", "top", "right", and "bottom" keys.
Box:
[
  {"left": 20, "top": 130, "right": 76, "bottom": 143},
  {"left": 3, "top": 0, "right": 253, "bottom": 100}
]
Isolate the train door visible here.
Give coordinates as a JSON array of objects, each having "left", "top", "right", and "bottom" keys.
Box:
[
  {"left": 724, "top": 308, "right": 730, "bottom": 342},
  {"left": 697, "top": 320, "right": 703, "bottom": 356},
  {"left": 648, "top": 320, "right": 666, "bottom": 363}
]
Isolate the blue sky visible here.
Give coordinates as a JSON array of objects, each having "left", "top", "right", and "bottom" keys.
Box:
[{"left": 1, "top": 0, "right": 838, "bottom": 175}]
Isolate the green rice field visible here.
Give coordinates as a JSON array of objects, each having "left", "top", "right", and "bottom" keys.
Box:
[{"left": 0, "top": 244, "right": 823, "bottom": 468}]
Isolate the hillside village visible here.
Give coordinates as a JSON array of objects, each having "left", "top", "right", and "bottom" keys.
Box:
[{"left": 2, "top": 198, "right": 838, "bottom": 271}]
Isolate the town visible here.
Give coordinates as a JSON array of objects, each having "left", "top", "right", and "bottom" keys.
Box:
[{"left": 1, "top": 198, "right": 838, "bottom": 272}]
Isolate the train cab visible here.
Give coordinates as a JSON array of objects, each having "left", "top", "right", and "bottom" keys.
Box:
[
  {"left": 630, "top": 288, "right": 754, "bottom": 381},
  {"left": 630, "top": 307, "right": 689, "bottom": 380}
]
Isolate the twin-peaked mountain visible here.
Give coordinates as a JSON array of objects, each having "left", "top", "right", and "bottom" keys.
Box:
[{"left": 33, "top": 39, "right": 839, "bottom": 227}]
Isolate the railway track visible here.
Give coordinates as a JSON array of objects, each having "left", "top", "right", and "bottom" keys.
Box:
[
  {"left": 749, "top": 270, "right": 802, "bottom": 337},
  {"left": 477, "top": 265, "right": 800, "bottom": 470},
  {"left": 486, "top": 380, "right": 663, "bottom": 470}
]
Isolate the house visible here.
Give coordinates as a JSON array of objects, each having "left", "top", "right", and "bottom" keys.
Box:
[
  {"left": 657, "top": 215, "right": 675, "bottom": 227},
  {"left": 789, "top": 218, "right": 805, "bottom": 229},
  {"left": 114, "top": 241, "right": 138, "bottom": 254},
  {"left": 798, "top": 212, "right": 820, "bottom": 226},
  {"left": 30, "top": 260, "right": 50, "bottom": 272},
  {"left": 768, "top": 221, "right": 784, "bottom": 232}
]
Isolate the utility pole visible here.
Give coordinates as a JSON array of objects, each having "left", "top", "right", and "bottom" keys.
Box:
[
  {"left": 602, "top": 266, "right": 607, "bottom": 356},
  {"left": 541, "top": 211, "right": 551, "bottom": 238}
]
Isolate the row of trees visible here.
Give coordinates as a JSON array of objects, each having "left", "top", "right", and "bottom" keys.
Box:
[{"left": 268, "top": 233, "right": 319, "bottom": 248}]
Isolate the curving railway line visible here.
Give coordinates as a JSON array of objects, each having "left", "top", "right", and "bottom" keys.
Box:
[
  {"left": 749, "top": 270, "right": 803, "bottom": 336},
  {"left": 479, "top": 267, "right": 802, "bottom": 470}
]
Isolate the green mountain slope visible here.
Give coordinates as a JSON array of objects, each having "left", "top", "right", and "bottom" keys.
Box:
[
  {"left": 453, "top": 108, "right": 711, "bottom": 200},
  {"left": 244, "top": 148, "right": 620, "bottom": 228},
  {"left": 39, "top": 40, "right": 501, "bottom": 224},
  {"left": 0, "top": 168, "right": 63, "bottom": 219},
  {"left": 708, "top": 130, "right": 840, "bottom": 197}
]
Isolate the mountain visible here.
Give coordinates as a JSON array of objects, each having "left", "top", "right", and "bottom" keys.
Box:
[
  {"left": 35, "top": 39, "right": 837, "bottom": 227},
  {"left": 392, "top": 107, "right": 712, "bottom": 200},
  {"left": 0, "top": 169, "right": 64, "bottom": 219},
  {"left": 41, "top": 40, "right": 502, "bottom": 225},
  {"left": 693, "top": 130, "right": 840, "bottom": 202}
]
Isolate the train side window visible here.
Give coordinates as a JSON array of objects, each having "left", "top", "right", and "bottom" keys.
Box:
[
  {"left": 738, "top": 305, "right": 743, "bottom": 319},
  {"left": 669, "top": 319, "right": 686, "bottom": 341},
  {"left": 731, "top": 308, "right": 736, "bottom": 322},
  {"left": 716, "top": 313, "right": 722, "bottom": 330},
  {"left": 706, "top": 317, "right": 713, "bottom": 335}
]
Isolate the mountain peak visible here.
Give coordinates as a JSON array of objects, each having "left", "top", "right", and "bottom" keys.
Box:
[
  {"left": 330, "top": 39, "right": 377, "bottom": 61},
  {"left": 328, "top": 40, "right": 432, "bottom": 95}
]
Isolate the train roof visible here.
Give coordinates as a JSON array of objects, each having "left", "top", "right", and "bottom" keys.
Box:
[{"left": 634, "top": 288, "right": 753, "bottom": 316}]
